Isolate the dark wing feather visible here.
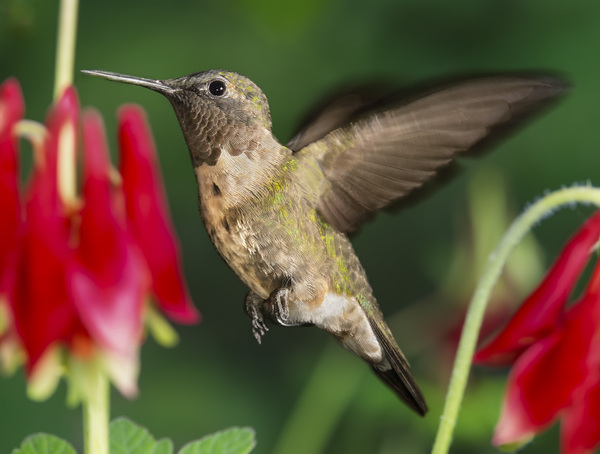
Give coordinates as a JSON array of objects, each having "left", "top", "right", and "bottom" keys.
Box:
[
  {"left": 300, "top": 75, "right": 566, "bottom": 233},
  {"left": 369, "top": 321, "right": 428, "bottom": 416}
]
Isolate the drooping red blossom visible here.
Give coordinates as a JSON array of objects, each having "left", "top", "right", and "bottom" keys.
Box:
[
  {"left": 119, "top": 105, "right": 198, "bottom": 324},
  {"left": 475, "top": 210, "right": 600, "bottom": 365},
  {"left": 70, "top": 110, "right": 146, "bottom": 365},
  {"left": 0, "top": 79, "right": 24, "bottom": 298},
  {"left": 0, "top": 79, "right": 198, "bottom": 396},
  {"left": 475, "top": 210, "right": 600, "bottom": 453},
  {"left": 11, "top": 87, "right": 85, "bottom": 370}
]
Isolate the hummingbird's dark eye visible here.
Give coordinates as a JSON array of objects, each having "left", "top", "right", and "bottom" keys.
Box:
[{"left": 208, "top": 79, "right": 227, "bottom": 97}]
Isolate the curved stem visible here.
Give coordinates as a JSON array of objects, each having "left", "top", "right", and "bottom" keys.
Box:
[
  {"left": 53, "top": 0, "right": 79, "bottom": 101},
  {"left": 431, "top": 185, "right": 600, "bottom": 454}
]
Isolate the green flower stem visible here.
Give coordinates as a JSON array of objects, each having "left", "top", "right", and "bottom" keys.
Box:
[
  {"left": 83, "top": 366, "right": 110, "bottom": 454},
  {"left": 431, "top": 185, "right": 600, "bottom": 454},
  {"left": 53, "top": 0, "right": 79, "bottom": 101},
  {"left": 54, "top": 0, "right": 79, "bottom": 209}
]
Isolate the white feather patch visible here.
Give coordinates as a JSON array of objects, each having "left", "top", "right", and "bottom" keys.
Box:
[{"left": 290, "top": 292, "right": 383, "bottom": 363}]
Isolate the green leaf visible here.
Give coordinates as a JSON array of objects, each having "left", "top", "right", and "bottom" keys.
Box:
[
  {"left": 110, "top": 417, "right": 174, "bottom": 454},
  {"left": 12, "top": 433, "right": 76, "bottom": 454},
  {"left": 178, "top": 427, "right": 256, "bottom": 454}
]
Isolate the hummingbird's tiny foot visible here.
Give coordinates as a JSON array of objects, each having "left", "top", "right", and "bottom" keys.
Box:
[
  {"left": 271, "top": 288, "right": 291, "bottom": 326},
  {"left": 244, "top": 291, "right": 270, "bottom": 344},
  {"left": 251, "top": 316, "right": 269, "bottom": 344}
]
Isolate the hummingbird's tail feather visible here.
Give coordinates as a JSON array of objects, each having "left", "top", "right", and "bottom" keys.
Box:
[{"left": 370, "top": 322, "right": 428, "bottom": 416}]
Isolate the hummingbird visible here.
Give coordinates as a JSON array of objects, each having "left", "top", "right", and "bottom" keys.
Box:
[{"left": 82, "top": 68, "right": 565, "bottom": 415}]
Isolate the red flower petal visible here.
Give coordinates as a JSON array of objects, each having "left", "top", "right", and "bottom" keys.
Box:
[
  {"left": 69, "top": 110, "right": 145, "bottom": 359},
  {"left": 118, "top": 105, "right": 198, "bottom": 323},
  {"left": 493, "top": 332, "right": 563, "bottom": 445},
  {"left": 0, "top": 79, "right": 23, "bottom": 130},
  {"left": 561, "top": 375, "right": 600, "bottom": 454},
  {"left": 12, "top": 87, "right": 86, "bottom": 371},
  {"left": 0, "top": 79, "right": 24, "bottom": 294},
  {"left": 475, "top": 210, "right": 600, "bottom": 366},
  {"left": 560, "top": 260, "right": 600, "bottom": 453},
  {"left": 493, "top": 279, "right": 600, "bottom": 447}
]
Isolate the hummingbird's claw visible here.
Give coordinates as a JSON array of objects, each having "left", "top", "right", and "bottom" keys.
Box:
[
  {"left": 271, "top": 288, "right": 292, "bottom": 326},
  {"left": 266, "top": 287, "right": 310, "bottom": 327},
  {"left": 244, "top": 291, "right": 269, "bottom": 344},
  {"left": 252, "top": 318, "right": 269, "bottom": 344},
  {"left": 244, "top": 287, "right": 297, "bottom": 344}
]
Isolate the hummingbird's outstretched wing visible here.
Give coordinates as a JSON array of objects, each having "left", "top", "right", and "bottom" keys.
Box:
[
  {"left": 286, "top": 84, "right": 388, "bottom": 152},
  {"left": 298, "top": 75, "right": 567, "bottom": 233}
]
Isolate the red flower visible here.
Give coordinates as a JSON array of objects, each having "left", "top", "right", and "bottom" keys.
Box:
[
  {"left": 119, "top": 105, "right": 197, "bottom": 324},
  {"left": 0, "top": 79, "right": 23, "bottom": 301},
  {"left": 0, "top": 79, "right": 198, "bottom": 397},
  {"left": 475, "top": 210, "right": 600, "bottom": 453},
  {"left": 0, "top": 79, "right": 24, "bottom": 370}
]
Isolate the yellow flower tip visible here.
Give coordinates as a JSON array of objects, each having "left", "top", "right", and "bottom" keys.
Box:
[
  {"left": 26, "top": 347, "right": 64, "bottom": 401},
  {"left": 0, "top": 335, "right": 24, "bottom": 378},
  {"left": 0, "top": 297, "right": 8, "bottom": 336},
  {"left": 1, "top": 299, "right": 22, "bottom": 377},
  {"left": 0, "top": 342, "right": 24, "bottom": 377},
  {"left": 108, "top": 165, "right": 123, "bottom": 187},
  {"left": 14, "top": 119, "right": 49, "bottom": 168},
  {"left": 145, "top": 304, "right": 180, "bottom": 348},
  {"left": 101, "top": 350, "right": 139, "bottom": 399}
]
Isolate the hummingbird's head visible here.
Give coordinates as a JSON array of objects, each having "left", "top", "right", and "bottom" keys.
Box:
[{"left": 82, "top": 69, "right": 273, "bottom": 166}]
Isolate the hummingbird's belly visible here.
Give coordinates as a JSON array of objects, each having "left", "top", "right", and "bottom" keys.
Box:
[
  {"left": 209, "top": 202, "right": 372, "bottom": 309},
  {"left": 209, "top": 211, "right": 326, "bottom": 301}
]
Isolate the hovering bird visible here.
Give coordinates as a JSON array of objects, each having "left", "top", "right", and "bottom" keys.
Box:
[{"left": 83, "top": 68, "right": 565, "bottom": 415}]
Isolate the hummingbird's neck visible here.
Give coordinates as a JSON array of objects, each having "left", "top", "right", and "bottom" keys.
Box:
[{"left": 194, "top": 136, "right": 292, "bottom": 211}]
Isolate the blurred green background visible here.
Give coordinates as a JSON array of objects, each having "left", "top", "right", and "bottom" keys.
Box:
[{"left": 1, "top": 1, "right": 599, "bottom": 453}]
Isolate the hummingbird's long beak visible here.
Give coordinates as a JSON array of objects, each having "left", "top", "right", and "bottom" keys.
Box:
[{"left": 81, "top": 70, "right": 177, "bottom": 95}]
